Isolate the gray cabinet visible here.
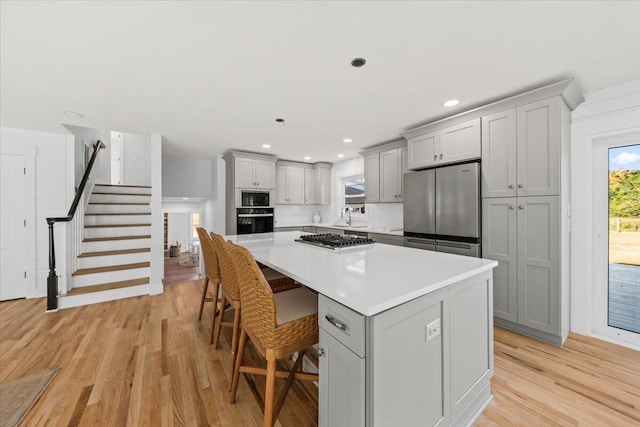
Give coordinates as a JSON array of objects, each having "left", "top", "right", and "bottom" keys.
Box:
[
  {"left": 482, "top": 98, "right": 561, "bottom": 198},
  {"left": 482, "top": 198, "right": 518, "bottom": 322},
  {"left": 481, "top": 109, "right": 517, "bottom": 198},
  {"left": 362, "top": 141, "right": 407, "bottom": 203},
  {"left": 483, "top": 196, "right": 561, "bottom": 338},
  {"left": 364, "top": 153, "right": 380, "bottom": 203},
  {"left": 277, "top": 162, "right": 332, "bottom": 205},
  {"left": 406, "top": 119, "right": 480, "bottom": 170},
  {"left": 369, "top": 233, "right": 404, "bottom": 247},
  {"left": 234, "top": 156, "right": 276, "bottom": 189},
  {"left": 318, "top": 270, "right": 494, "bottom": 426},
  {"left": 517, "top": 196, "right": 560, "bottom": 334},
  {"left": 276, "top": 165, "right": 305, "bottom": 204},
  {"left": 318, "top": 329, "right": 365, "bottom": 427},
  {"left": 316, "top": 227, "right": 343, "bottom": 235},
  {"left": 304, "top": 168, "right": 316, "bottom": 204},
  {"left": 516, "top": 98, "right": 561, "bottom": 197}
]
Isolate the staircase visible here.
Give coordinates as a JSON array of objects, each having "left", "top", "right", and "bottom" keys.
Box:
[{"left": 57, "top": 184, "right": 153, "bottom": 309}]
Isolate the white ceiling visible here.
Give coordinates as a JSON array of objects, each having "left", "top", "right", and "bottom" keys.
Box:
[{"left": 1, "top": 1, "right": 639, "bottom": 163}]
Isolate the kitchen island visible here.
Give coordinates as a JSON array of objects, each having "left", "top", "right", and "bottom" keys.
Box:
[{"left": 226, "top": 231, "right": 497, "bottom": 427}]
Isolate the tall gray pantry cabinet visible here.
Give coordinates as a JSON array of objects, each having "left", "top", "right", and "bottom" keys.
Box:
[{"left": 481, "top": 93, "right": 574, "bottom": 346}]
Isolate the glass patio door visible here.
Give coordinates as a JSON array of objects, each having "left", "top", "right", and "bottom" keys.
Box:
[{"left": 592, "top": 136, "right": 640, "bottom": 347}]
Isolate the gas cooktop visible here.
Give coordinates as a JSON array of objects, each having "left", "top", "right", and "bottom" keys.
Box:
[{"left": 295, "top": 233, "right": 375, "bottom": 250}]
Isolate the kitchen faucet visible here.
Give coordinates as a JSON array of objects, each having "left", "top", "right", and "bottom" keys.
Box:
[{"left": 341, "top": 205, "right": 352, "bottom": 226}]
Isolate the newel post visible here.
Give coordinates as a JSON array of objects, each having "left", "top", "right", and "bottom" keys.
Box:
[{"left": 46, "top": 219, "right": 58, "bottom": 311}]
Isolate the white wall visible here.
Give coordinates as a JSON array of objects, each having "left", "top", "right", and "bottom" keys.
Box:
[
  {"left": 162, "top": 156, "right": 213, "bottom": 199},
  {"left": 167, "top": 213, "right": 193, "bottom": 251},
  {"left": 63, "top": 124, "right": 111, "bottom": 186},
  {"left": 0, "top": 127, "right": 72, "bottom": 298},
  {"left": 570, "top": 80, "right": 640, "bottom": 336},
  {"left": 123, "top": 132, "right": 151, "bottom": 186},
  {"left": 149, "top": 134, "right": 164, "bottom": 294},
  {"left": 201, "top": 154, "right": 226, "bottom": 234}
]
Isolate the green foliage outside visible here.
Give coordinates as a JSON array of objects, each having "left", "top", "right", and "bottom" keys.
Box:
[{"left": 609, "top": 169, "right": 640, "bottom": 231}]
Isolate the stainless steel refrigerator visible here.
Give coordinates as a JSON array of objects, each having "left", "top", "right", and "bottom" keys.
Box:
[{"left": 403, "top": 162, "right": 481, "bottom": 257}]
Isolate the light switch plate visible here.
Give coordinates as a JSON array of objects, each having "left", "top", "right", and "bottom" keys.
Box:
[{"left": 426, "top": 319, "right": 441, "bottom": 342}]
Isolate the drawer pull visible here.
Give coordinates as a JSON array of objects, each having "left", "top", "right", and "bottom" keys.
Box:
[{"left": 325, "top": 315, "right": 348, "bottom": 332}]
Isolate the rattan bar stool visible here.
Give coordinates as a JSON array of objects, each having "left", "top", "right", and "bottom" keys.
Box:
[
  {"left": 227, "top": 242, "right": 318, "bottom": 427},
  {"left": 209, "top": 233, "right": 300, "bottom": 371},
  {"left": 195, "top": 227, "right": 222, "bottom": 344}
]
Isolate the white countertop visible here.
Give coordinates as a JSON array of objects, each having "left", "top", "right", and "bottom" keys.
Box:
[
  {"left": 225, "top": 231, "right": 497, "bottom": 316},
  {"left": 274, "top": 222, "right": 404, "bottom": 236}
]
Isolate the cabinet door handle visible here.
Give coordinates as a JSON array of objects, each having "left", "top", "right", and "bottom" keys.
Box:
[
  {"left": 509, "top": 205, "right": 515, "bottom": 210},
  {"left": 433, "top": 155, "right": 438, "bottom": 161},
  {"left": 325, "top": 315, "right": 348, "bottom": 332},
  {"left": 518, "top": 184, "right": 524, "bottom": 188},
  {"left": 508, "top": 184, "right": 515, "bottom": 189},
  {"left": 518, "top": 205, "right": 525, "bottom": 209},
  {"left": 439, "top": 153, "right": 443, "bottom": 159}
]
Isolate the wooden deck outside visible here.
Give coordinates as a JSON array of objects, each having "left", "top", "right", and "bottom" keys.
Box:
[{"left": 609, "top": 263, "right": 640, "bottom": 334}]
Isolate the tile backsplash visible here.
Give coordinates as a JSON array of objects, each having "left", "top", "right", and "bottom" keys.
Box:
[{"left": 275, "top": 202, "right": 403, "bottom": 229}]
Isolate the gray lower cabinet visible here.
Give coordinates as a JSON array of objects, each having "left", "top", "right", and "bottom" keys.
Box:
[
  {"left": 483, "top": 196, "right": 562, "bottom": 342},
  {"left": 369, "top": 233, "right": 404, "bottom": 246},
  {"left": 318, "top": 270, "right": 494, "bottom": 426},
  {"left": 316, "top": 227, "right": 343, "bottom": 235},
  {"left": 275, "top": 226, "right": 304, "bottom": 232}
]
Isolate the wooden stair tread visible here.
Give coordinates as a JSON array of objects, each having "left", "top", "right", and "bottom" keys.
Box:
[
  {"left": 92, "top": 192, "right": 151, "bottom": 196},
  {"left": 78, "top": 248, "right": 151, "bottom": 258},
  {"left": 73, "top": 262, "right": 150, "bottom": 276},
  {"left": 88, "top": 202, "right": 150, "bottom": 205},
  {"left": 66, "top": 277, "right": 150, "bottom": 295},
  {"left": 94, "top": 184, "right": 152, "bottom": 188},
  {"left": 85, "top": 223, "right": 151, "bottom": 228},
  {"left": 83, "top": 235, "right": 151, "bottom": 242},
  {"left": 85, "top": 213, "right": 151, "bottom": 216}
]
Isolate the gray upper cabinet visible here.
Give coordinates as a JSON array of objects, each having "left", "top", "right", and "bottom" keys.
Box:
[
  {"left": 362, "top": 141, "right": 407, "bottom": 203},
  {"left": 481, "top": 109, "right": 517, "bottom": 198},
  {"left": 233, "top": 156, "right": 276, "bottom": 189},
  {"left": 406, "top": 119, "right": 480, "bottom": 170},
  {"left": 517, "top": 196, "right": 560, "bottom": 334},
  {"left": 482, "top": 197, "right": 518, "bottom": 322},
  {"left": 516, "top": 97, "right": 561, "bottom": 197},
  {"left": 276, "top": 165, "right": 305, "bottom": 204},
  {"left": 304, "top": 168, "right": 316, "bottom": 204},
  {"left": 482, "top": 98, "right": 560, "bottom": 198},
  {"left": 364, "top": 153, "right": 380, "bottom": 203}
]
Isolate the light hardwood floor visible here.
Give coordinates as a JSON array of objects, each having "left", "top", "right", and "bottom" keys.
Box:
[{"left": 0, "top": 280, "right": 638, "bottom": 426}]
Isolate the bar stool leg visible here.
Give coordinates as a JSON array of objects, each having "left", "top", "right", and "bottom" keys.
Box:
[
  {"left": 198, "top": 277, "right": 209, "bottom": 320},
  {"left": 210, "top": 289, "right": 223, "bottom": 345},
  {"left": 229, "top": 306, "right": 241, "bottom": 389},
  {"left": 264, "top": 356, "right": 277, "bottom": 427},
  {"left": 229, "top": 328, "right": 248, "bottom": 403},
  {"left": 212, "top": 294, "right": 227, "bottom": 346}
]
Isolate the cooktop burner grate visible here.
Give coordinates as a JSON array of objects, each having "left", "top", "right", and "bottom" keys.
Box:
[{"left": 295, "top": 233, "right": 375, "bottom": 250}]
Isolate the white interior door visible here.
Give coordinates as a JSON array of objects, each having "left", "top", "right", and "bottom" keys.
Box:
[
  {"left": 592, "top": 133, "right": 640, "bottom": 347},
  {"left": 1, "top": 154, "right": 27, "bottom": 300}
]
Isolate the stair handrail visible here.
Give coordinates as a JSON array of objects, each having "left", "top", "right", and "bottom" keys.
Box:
[{"left": 46, "top": 140, "right": 106, "bottom": 310}]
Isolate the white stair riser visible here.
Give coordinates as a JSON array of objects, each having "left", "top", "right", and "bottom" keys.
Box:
[
  {"left": 73, "top": 267, "right": 150, "bottom": 287},
  {"left": 86, "top": 204, "right": 151, "bottom": 214},
  {"left": 93, "top": 185, "right": 151, "bottom": 195},
  {"left": 58, "top": 284, "right": 149, "bottom": 309},
  {"left": 85, "top": 214, "right": 152, "bottom": 226},
  {"left": 90, "top": 194, "right": 151, "bottom": 204},
  {"left": 78, "top": 251, "right": 150, "bottom": 269},
  {"left": 83, "top": 238, "right": 151, "bottom": 252},
  {"left": 84, "top": 226, "right": 151, "bottom": 239}
]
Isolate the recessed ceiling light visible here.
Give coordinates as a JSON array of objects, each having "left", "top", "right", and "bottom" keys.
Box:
[
  {"left": 337, "top": 154, "right": 345, "bottom": 158},
  {"left": 343, "top": 138, "right": 352, "bottom": 143},
  {"left": 262, "top": 144, "right": 271, "bottom": 149},
  {"left": 304, "top": 156, "right": 311, "bottom": 160},
  {"left": 351, "top": 58, "right": 366, "bottom": 68},
  {"left": 63, "top": 111, "right": 84, "bottom": 118},
  {"left": 443, "top": 99, "right": 460, "bottom": 108},
  {"left": 182, "top": 197, "right": 189, "bottom": 200}
]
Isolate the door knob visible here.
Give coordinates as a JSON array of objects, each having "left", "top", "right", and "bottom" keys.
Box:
[
  {"left": 509, "top": 205, "right": 515, "bottom": 210},
  {"left": 508, "top": 184, "right": 515, "bottom": 189},
  {"left": 518, "top": 184, "right": 524, "bottom": 188},
  {"left": 518, "top": 205, "right": 524, "bottom": 209}
]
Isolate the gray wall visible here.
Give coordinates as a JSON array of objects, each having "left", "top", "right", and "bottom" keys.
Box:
[{"left": 162, "top": 156, "right": 213, "bottom": 199}]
